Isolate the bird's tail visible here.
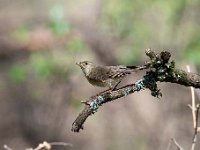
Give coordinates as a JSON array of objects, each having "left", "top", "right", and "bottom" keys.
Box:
[
  {"left": 108, "top": 64, "right": 147, "bottom": 78},
  {"left": 126, "top": 64, "right": 148, "bottom": 70}
]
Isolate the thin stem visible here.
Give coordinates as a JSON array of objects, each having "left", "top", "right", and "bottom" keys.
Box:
[
  {"left": 3, "top": 145, "right": 13, "bottom": 150},
  {"left": 191, "top": 104, "right": 200, "bottom": 150},
  {"left": 171, "top": 138, "right": 185, "bottom": 150},
  {"left": 49, "top": 142, "right": 73, "bottom": 147},
  {"left": 187, "top": 65, "right": 196, "bottom": 128}
]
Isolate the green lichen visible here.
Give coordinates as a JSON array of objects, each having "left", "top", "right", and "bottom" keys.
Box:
[
  {"left": 123, "top": 87, "right": 132, "bottom": 96},
  {"left": 157, "top": 75, "right": 166, "bottom": 81},
  {"left": 173, "top": 69, "right": 187, "bottom": 81}
]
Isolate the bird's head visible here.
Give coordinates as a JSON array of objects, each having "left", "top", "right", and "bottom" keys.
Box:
[{"left": 76, "top": 61, "right": 95, "bottom": 76}]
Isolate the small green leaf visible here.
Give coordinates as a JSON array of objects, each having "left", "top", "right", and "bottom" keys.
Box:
[
  {"left": 9, "top": 65, "right": 27, "bottom": 84},
  {"left": 49, "top": 4, "right": 71, "bottom": 35},
  {"left": 13, "top": 27, "right": 30, "bottom": 42},
  {"left": 30, "top": 54, "right": 55, "bottom": 78}
]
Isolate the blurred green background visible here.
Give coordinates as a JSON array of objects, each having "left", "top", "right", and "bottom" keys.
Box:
[{"left": 0, "top": 0, "right": 200, "bottom": 150}]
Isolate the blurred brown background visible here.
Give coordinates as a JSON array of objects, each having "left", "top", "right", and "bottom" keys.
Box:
[{"left": 1, "top": 0, "right": 200, "bottom": 150}]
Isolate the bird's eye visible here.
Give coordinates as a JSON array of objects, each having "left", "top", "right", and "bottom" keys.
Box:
[{"left": 85, "top": 62, "right": 88, "bottom": 65}]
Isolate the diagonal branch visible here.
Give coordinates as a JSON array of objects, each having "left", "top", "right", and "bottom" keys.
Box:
[{"left": 71, "top": 79, "right": 157, "bottom": 132}]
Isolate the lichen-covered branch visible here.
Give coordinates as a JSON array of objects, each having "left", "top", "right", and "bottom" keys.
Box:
[
  {"left": 71, "top": 49, "right": 200, "bottom": 132},
  {"left": 71, "top": 79, "right": 158, "bottom": 132},
  {"left": 159, "top": 69, "right": 200, "bottom": 88},
  {"left": 144, "top": 49, "right": 200, "bottom": 88}
]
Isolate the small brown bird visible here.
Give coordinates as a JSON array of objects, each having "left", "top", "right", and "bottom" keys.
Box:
[{"left": 76, "top": 61, "right": 144, "bottom": 90}]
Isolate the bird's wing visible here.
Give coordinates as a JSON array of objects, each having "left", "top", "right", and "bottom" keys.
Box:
[
  {"left": 88, "top": 65, "right": 137, "bottom": 81},
  {"left": 108, "top": 65, "right": 135, "bottom": 78},
  {"left": 88, "top": 66, "right": 111, "bottom": 81}
]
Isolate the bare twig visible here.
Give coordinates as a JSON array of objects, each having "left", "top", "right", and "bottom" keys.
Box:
[
  {"left": 167, "top": 139, "right": 172, "bottom": 150},
  {"left": 198, "top": 127, "right": 200, "bottom": 132},
  {"left": 49, "top": 142, "right": 73, "bottom": 147},
  {"left": 167, "top": 138, "right": 185, "bottom": 150},
  {"left": 187, "top": 65, "right": 196, "bottom": 129},
  {"left": 191, "top": 104, "right": 200, "bottom": 150},
  {"left": 3, "top": 145, "right": 13, "bottom": 150},
  {"left": 3, "top": 141, "right": 71, "bottom": 150},
  {"left": 171, "top": 138, "right": 185, "bottom": 150},
  {"left": 187, "top": 65, "right": 200, "bottom": 150},
  {"left": 188, "top": 104, "right": 194, "bottom": 110},
  {"left": 26, "top": 141, "right": 51, "bottom": 150}
]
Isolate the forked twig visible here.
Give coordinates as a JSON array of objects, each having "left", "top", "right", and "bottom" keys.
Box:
[
  {"left": 187, "top": 65, "right": 196, "bottom": 129},
  {"left": 187, "top": 65, "right": 200, "bottom": 150},
  {"left": 169, "top": 138, "right": 185, "bottom": 150}
]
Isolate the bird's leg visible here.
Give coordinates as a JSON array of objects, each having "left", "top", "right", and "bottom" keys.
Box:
[
  {"left": 95, "top": 81, "right": 113, "bottom": 95},
  {"left": 96, "top": 88, "right": 111, "bottom": 96},
  {"left": 95, "top": 80, "right": 122, "bottom": 96},
  {"left": 111, "top": 80, "right": 121, "bottom": 91}
]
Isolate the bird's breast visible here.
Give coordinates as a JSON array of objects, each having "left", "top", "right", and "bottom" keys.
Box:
[
  {"left": 86, "top": 76, "right": 122, "bottom": 88},
  {"left": 86, "top": 77, "right": 107, "bottom": 87}
]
